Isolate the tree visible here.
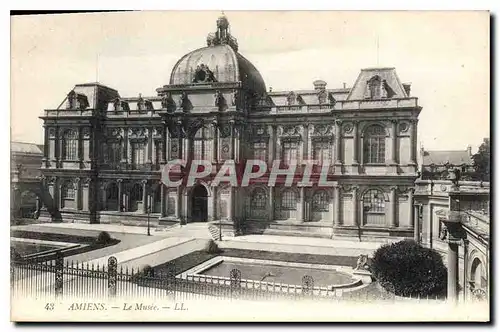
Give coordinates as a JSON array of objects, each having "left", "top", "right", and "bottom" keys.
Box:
[
  {"left": 472, "top": 138, "right": 490, "bottom": 181},
  {"left": 371, "top": 240, "right": 447, "bottom": 298}
]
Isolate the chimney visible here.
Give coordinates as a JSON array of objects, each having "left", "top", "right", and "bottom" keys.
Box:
[
  {"left": 269, "top": 87, "right": 273, "bottom": 93},
  {"left": 313, "top": 80, "right": 327, "bottom": 92},
  {"left": 343, "top": 82, "right": 346, "bottom": 89},
  {"left": 467, "top": 145, "right": 472, "bottom": 157},
  {"left": 403, "top": 83, "right": 411, "bottom": 96}
]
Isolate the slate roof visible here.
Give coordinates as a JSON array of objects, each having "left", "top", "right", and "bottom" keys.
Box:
[
  {"left": 11, "top": 142, "right": 43, "bottom": 155},
  {"left": 422, "top": 150, "right": 473, "bottom": 166},
  {"left": 347, "top": 67, "right": 409, "bottom": 100}
]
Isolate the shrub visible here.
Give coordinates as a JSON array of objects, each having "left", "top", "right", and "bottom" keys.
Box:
[
  {"left": 11, "top": 248, "right": 23, "bottom": 262},
  {"left": 140, "top": 264, "right": 155, "bottom": 277},
  {"left": 204, "top": 239, "right": 222, "bottom": 254},
  {"left": 371, "top": 239, "right": 447, "bottom": 298},
  {"left": 96, "top": 231, "right": 112, "bottom": 245}
]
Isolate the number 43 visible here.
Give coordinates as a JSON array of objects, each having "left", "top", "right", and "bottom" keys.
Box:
[{"left": 45, "top": 303, "right": 54, "bottom": 311}]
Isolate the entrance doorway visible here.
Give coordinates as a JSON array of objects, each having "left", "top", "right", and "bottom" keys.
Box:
[{"left": 191, "top": 185, "right": 208, "bottom": 222}]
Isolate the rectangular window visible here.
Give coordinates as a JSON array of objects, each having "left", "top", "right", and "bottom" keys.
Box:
[
  {"left": 107, "top": 141, "right": 122, "bottom": 166},
  {"left": 132, "top": 142, "right": 145, "bottom": 167},
  {"left": 282, "top": 141, "right": 298, "bottom": 166},
  {"left": 155, "top": 140, "right": 164, "bottom": 164},
  {"left": 253, "top": 142, "right": 267, "bottom": 161},
  {"left": 193, "top": 140, "right": 203, "bottom": 160},
  {"left": 64, "top": 139, "right": 78, "bottom": 160},
  {"left": 313, "top": 141, "right": 330, "bottom": 164}
]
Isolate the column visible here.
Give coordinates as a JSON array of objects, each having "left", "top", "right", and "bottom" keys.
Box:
[
  {"left": 117, "top": 179, "right": 123, "bottom": 212},
  {"left": 176, "top": 187, "right": 182, "bottom": 220},
  {"left": 160, "top": 183, "right": 165, "bottom": 217},
  {"left": 409, "top": 119, "right": 417, "bottom": 165},
  {"left": 210, "top": 186, "right": 217, "bottom": 221},
  {"left": 448, "top": 241, "right": 459, "bottom": 303},
  {"left": 334, "top": 120, "right": 342, "bottom": 164},
  {"left": 334, "top": 185, "right": 341, "bottom": 226},
  {"left": 35, "top": 196, "right": 41, "bottom": 212},
  {"left": 268, "top": 125, "right": 275, "bottom": 164},
  {"left": 228, "top": 187, "right": 234, "bottom": 221},
  {"left": 268, "top": 186, "right": 275, "bottom": 221},
  {"left": 390, "top": 120, "right": 398, "bottom": 165},
  {"left": 413, "top": 204, "right": 420, "bottom": 243},
  {"left": 147, "top": 128, "right": 153, "bottom": 165},
  {"left": 121, "top": 128, "right": 128, "bottom": 163},
  {"left": 299, "top": 187, "right": 306, "bottom": 222},
  {"left": 352, "top": 121, "right": 359, "bottom": 164},
  {"left": 142, "top": 180, "right": 148, "bottom": 214},
  {"left": 162, "top": 125, "right": 168, "bottom": 163},
  {"left": 229, "top": 120, "right": 235, "bottom": 160},
  {"left": 408, "top": 188, "right": 414, "bottom": 230},
  {"left": 74, "top": 178, "right": 81, "bottom": 210},
  {"left": 352, "top": 186, "right": 358, "bottom": 226},
  {"left": 389, "top": 186, "right": 397, "bottom": 228},
  {"left": 211, "top": 122, "right": 218, "bottom": 164},
  {"left": 463, "top": 239, "right": 469, "bottom": 302}
]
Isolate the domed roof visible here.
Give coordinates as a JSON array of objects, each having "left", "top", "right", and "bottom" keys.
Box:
[{"left": 169, "top": 16, "right": 267, "bottom": 95}]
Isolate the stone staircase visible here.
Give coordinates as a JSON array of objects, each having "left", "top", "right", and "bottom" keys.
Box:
[{"left": 208, "top": 224, "right": 221, "bottom": 241}]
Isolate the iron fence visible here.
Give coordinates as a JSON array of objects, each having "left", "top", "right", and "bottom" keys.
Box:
[{"left": 11, "top": 254, "right": 446, "bottom": 303}]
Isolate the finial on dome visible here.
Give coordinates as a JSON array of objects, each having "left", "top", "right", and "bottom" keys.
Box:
[{"left": 217, "top": 13, "right": 229, "bottom": 29}]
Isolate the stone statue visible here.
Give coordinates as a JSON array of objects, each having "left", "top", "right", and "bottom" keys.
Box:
[
  {"left": 439, "top": 225, "right": 448, "bottom": 241},
  {"left": 214, "top": 90, "right": 224, "bottom": 108},
  {"left": 355, "top": 254, "right": 369, "bottom": 270}
]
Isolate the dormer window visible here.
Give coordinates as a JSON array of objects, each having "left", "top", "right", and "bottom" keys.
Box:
[
  {"left": 286, "top": 92, "right": 297, "bottom": 106},
  {"left": 366, "top": 75, "right": 386, "bottom": 99},
  {"left": 67, "top": 91, "right": 77, "bottom": 109},
  {"left": 67, "top": 91, "right": 89, "bottom": 110}
]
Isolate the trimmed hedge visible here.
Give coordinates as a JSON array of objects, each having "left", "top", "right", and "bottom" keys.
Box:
[
  {"left": 96, "top": 231, "right": 112, "bottom": 245},
  {"left": 204, "top": 239, "right": 222, "bottom": 254},
  {"left": 371, "top": 240, "right": 447, "bottom": 297}
]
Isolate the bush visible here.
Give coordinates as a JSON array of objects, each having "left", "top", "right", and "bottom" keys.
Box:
[
  {"left": 204, "top": 239, "right": 222, "bottom": 254},
  {"left": 371, "top": 240, "right": 447, "bottom": 297},
  {"left": 140, "top": 265, "right": 155, "bottom": 277},
  {"left": 11, "top": 248, "right": 23, "bottom": 262},
  {"left": 96, "top": 231, "right": 112, "bottom": 245}
]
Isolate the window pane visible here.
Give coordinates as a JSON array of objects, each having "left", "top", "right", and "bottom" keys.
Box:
[
  {"left": 251, "top": 189, "right": 267, "bottom": 209},
  {"left": 281, "top": 190, "right": 297, "bottom": 210},
  {"left": 312, "top": 190, "right": 329, "bottom": 212}
]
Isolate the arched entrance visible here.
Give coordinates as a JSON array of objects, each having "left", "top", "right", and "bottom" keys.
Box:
[{"left": 191, "top": 185, "right": 208, "bottom": 222}]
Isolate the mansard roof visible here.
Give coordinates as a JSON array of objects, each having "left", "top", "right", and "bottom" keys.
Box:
[
  {"left": 347, "top": 67, "right": 410, "bottom": 100},
  {"left": 422, "top": 150, "right": 473, "bottom": 166}
]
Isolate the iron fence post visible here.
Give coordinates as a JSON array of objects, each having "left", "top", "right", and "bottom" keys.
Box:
[
  {"left": 108, "top": 256, "right": 118, "bottom": 298},
  {"left": 54, "top": 252, "right": 64, "bottom": 298}
]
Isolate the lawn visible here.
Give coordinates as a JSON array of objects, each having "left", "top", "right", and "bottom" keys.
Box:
[{"left": 11, "top": 242, "right": 64, "bottom": 256}]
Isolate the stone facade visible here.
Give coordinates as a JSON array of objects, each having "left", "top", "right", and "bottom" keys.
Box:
[
  {"left": 38, "top": 16, "right": 421, "bottom": 239},
  {"left": 11, "top": 142, "right": 44, "bottom": 221}
]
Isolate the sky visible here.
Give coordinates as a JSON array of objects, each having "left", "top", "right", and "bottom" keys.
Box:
[{"left": 10, "top": 11, "right": 490, "bottom": 152}]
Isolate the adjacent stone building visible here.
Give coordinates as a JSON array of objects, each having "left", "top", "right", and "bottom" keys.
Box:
[
  {"left": 38, "top": 15, "right": 421, "bottom": 239},
  {"left": 11, "top": 142, "right": 44, "bottom": 221}
]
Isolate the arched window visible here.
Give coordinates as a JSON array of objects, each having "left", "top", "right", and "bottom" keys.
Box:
[
  {"left": 62, "top": 130, "right": 78, "bottom": 160},
  {"left": 193, "top": 126, "right": 213, "bottom": 161},
  {"left": 106, "top": 183, "right": 119, "bottom": 211},
  {"left": 362, "top": 189, "right": 386, "bottom": 226},
  {"left": 281, "top": 189, "right": 297, "bottom": 210},
  {"left": 471, "top": 258, "right": 486, "bottom": 289},
  {"left": 251, "top": 188, "right": 267, "bottom": 209},
  {"left": 312, "top": 190, "right": 329, "bottom": 212},
  {"left": 363, "top": 125, "right": 386, "bottom": 164},
  {"left": 129, "top": 183, "right": 143, "bottom": 212}
]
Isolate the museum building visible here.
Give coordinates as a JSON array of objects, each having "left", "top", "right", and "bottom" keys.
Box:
[{"left": 38, "top": 15, "right": 422, "bottom": 239}]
